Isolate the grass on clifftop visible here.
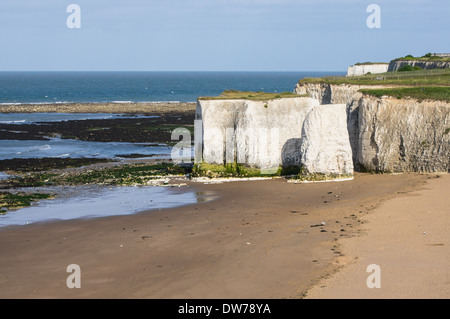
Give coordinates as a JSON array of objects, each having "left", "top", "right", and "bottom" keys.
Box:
[
  {"left": 359, "top": 86, "right": 450, "bottom": 102},
  {"left": 299, "top": 68, "right": 450, "bottom": 86},
  {"left": 198, "top": 90, "right": 304, "bottom": 101},
  {"left": 354, "top": 62, "right": 389, "bottom": 66},
  {"left": 393, "top": 53, "right": 450, "bottom": 62}
]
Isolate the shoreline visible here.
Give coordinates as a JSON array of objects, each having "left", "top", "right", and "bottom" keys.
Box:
[
  {"left": 0, "top": 172, "right": 431, "bottom": 298},
  {"left": 1, "top": 102, "right": 447, "bottom": 299},
  {"left": 0, "top": 104, "right": 195, "bottom": 144},
  {"left": 304, "top": 173, "right": 449, "bottom": 299},
  {"left": 0, "top": 102, "right": 197, "bottom": 114}
]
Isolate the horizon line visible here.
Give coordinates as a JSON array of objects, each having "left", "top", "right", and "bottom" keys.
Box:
[{"left": 0, "top": 70, "right": 347, "bottom": 73}]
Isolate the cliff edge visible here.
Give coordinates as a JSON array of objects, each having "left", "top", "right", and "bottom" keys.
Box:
[{"left": 295, "top": 78, "right": 450, "bottom": 173}]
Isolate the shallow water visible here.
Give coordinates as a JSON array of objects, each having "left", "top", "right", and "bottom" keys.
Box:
[
  {"left": 0, "top": 185, "right": 209, "bottom": 227},
  {"left": 0, "top": 137, "right": 171, "bottom": 160},
  {"left": 0, "top": 172, "right": 9, "bottom": 180},
  {"left": 0, "top": 113, "right": 160, "bottom": 124}
]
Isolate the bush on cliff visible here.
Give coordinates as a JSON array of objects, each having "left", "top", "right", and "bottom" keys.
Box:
[{"left": 398, "top": 65, "right": 422, "bottom": 72}]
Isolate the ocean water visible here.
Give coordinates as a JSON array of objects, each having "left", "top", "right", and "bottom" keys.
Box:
[
  {"left": 0, "top": 138, "right": 171, "bottom": 160},
  {"left": 0, "top": 71, "right": 344, "bottom": 161},
  {"left": 0, "top": 71, "right": 343, "bottom": 223},
  {"left": 0, "top": 71, "right": 343, "bottom": 104},
  {"left": 0, "top": 113, "right": 160, "bottom": 124}
]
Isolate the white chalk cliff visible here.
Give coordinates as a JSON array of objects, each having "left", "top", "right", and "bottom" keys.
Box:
[
  {"left": 196, "top": 97, "right": 319, "bottom": 172},
  {"left": 196, "top": 82, "right": 449, "bottom": 177},
  {"left": 300, "top": 104, "right": 353, "bottom": 175},
  {"left": 196, "top": 97, "right": 355, "bottom": 176},
  {"left": 388, "top": 60, "right": 450, "bottom": 72},
  {"left": 347, "top": 64, "right": 389, "bottom": 76},
  {"left": 357, "top": 95, "right": 450, "bottom": 172},
  {"left": 295, "top": 82, "right": 450, "bottom": 173}
]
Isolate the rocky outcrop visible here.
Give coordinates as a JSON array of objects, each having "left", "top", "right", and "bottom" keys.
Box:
[
  {"left": 196, "top": 97, "right": 354, "bottom": 176},
  {"left": 357, "top": 96, "right": 450, "bottom": 172},
  {"left": 300, "top": 104, "right": 353, "bottom": 175},
  {"left": 197, "top": 83, "right": 449, "bottom": 176},
  {"left": 388, "top": 60, "right": 450, "bottom": 72},
  {"left": 296, "top": 83, "right": 450, "bottom": 173},
  {"left": 294, "top": 82, "right": 391, "bottom": 105},
  {"left": 195, "top": 97, "right": 319, "bottom": 172},
  {"left": 347, "top": 64, "right": 389, "bottom": 76},
  {"left": 295, "top": 83, "right": 392, "bottom": 164}
]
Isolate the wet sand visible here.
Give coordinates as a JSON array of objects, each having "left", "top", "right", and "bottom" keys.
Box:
[{"left": 0, "top": 172, "right": 431, "bottom": 299}]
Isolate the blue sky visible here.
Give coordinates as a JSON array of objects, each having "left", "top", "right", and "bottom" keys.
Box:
[{"left": 0, "top": 0, "right": 448, "bottom": 71}]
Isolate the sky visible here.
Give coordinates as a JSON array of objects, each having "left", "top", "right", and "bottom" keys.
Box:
[{"left": 0, "top": 0, "right": 448, "bottom": 71}]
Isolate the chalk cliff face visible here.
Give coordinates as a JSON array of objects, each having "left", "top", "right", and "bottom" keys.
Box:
[
  {"left": 295, "top": 83, "right": 390, "bottom": 164},
  {"left": 195, "top": 98, "right": 319, "bottom": 171},
  {"left": 347, "top": 64, "right": 389, "bottom": 76},
  {"left": 357, "top": 96, "right": 450, "bottom": 172},
  {"left": 197, "top": 84, "right": 449, "bottom": 176},
  {"left": 300, "top": 104, "right": 353, "bottom": 175},
  {"left": 296, "top": 83, "right": 450, "bottom": 173},
  {"left": 294, "top": 82, "right": 390, "bottom": 105},
  {"left": 388, "top": 60, "right": 450, "bottom": 72}
]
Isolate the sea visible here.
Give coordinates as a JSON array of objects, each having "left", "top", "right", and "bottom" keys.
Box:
[
  {"left": 0, "top": 71, "right": 344, "bottom": 160},
  {"left": 0, "top": 71, "right": 342, "bottom": 105},
  {"left": 0, "top": 71, "right": 344, "bottom": 226}
]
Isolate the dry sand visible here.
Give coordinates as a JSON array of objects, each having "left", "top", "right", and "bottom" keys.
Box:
[
  {"left": 0, "top": 172, "right": 440, "bottom": 299},
  {"left": 305, "top": 173, "right": 449, "bottom": 299}
]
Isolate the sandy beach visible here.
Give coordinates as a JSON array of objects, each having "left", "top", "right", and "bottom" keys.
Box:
[
  {"left": 0, "top": 172, "right": 441, "bottom": 299},
  {"left": 305, "top": 173, "right": 449, "bottom": 299},
  {"left": 0, "top": 103, "right": 447, "bottom": 299},
  {"left": 1, "top": 0, "right": 448, "bottom": 302}
]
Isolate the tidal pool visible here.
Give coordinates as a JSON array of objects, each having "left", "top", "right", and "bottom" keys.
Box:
[{"left": 0, "top": 185, "right": 211, "bottom": 227}]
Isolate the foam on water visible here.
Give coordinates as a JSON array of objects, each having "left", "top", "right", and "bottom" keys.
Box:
[
  {"left": 0, "top": 113, "right": 160, "bottom": 124},
  {"left": 0, "top": 172, "right": 9, "bottom": 180},
  {"left": 0, "top": 137, "right": 171, "bottom": 160}
]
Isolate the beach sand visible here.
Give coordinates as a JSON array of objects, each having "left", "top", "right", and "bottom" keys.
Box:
[
  {"left": 304, "top": 173, "right": 449, "bottom": 299},
  {"left": 0, "top": 172, "right": 439, "bottom": 299}
]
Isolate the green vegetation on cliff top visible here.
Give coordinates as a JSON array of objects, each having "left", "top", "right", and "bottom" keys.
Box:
[
  {"left": 198, "top": 90, "right": 304, "bottom": 101},
  {"left": 360, "top": 86, "right": 450, "bottom": 103},
  {"left": 393, "top": 53, "right": 450, "bottom": 62},
  {"left": 354, "top": 54, "right": 450, "bottom": 66},
  {"left": 354, "top": 62, "right": 389, "bottom": 66},
  {"left": 299, "top": 68, "right": 450, "bottom": 86}
]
